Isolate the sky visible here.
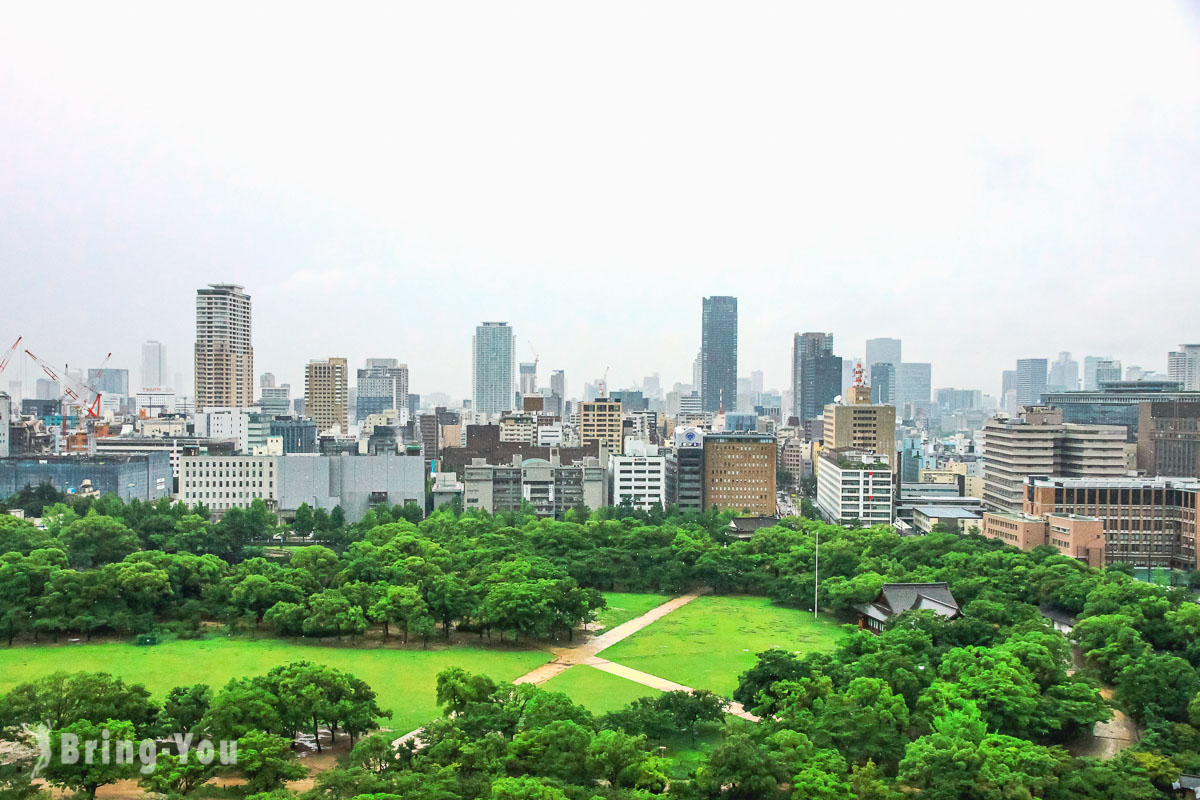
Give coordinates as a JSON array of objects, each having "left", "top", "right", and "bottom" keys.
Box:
[{"left": 2, "top": 2, "right": 1199, "bottom": 402}]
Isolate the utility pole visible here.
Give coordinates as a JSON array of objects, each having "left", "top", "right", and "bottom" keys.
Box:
[{"left": 814, "top": 527, "right": 819, "bottom": 619}]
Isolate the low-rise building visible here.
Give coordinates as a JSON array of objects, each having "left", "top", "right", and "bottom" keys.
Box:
[
  {"left": 610, "top": 439, "right": 666, "bottom": 511},
  {"left": 981, "top": 509, "right": 1106, "bottom": 567},
  {"left": 463, "top": 453, "right": 607, "bottom": 518},
  {"left": 816, "top": 447, "right": 892, "bottom": 525},
  {"left": 180, "top": 452, "right": 425, "bottom": 521},
  {"left": 855, "top": 582, "right": 960, "bottom": 633},
  {"left": 911, "top": 505, "right": 982, "bottom": 534},
  {"left": 0, "top": 452, "right": 171, "bottom": 502}
]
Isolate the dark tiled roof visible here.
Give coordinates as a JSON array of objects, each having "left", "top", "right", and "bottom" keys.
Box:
[{"left": 876, "top": 582, "right": 960, "bottom": 618}]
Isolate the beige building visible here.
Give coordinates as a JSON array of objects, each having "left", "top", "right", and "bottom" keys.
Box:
[
  {"left": 581, "top": 400, "right": 624, "bottom": 454},
  {"left": 822, "top": 383, "right": 895, "bottom": 466},
  {"left": 194, "top": 284, "right": 254, "bottom": 412},
  {"left": 982, "top": 406, "right": 1125, "bottom": 511},
  {"left": 305, "top": 357, "right": 349, "bottom": 434},
  {"left": 981, "top": 510, "right": 1106, "bottom": 567},
  {"left": 499, "top": 412, "right": 537, "bottom": 444},
  {"left": 703, "top": 432, "right": 777, "bottom": 515}
]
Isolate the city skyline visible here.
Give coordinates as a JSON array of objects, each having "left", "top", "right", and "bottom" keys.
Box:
[{"left": 3, "top": 5, "right": 1199, "bottom": 400}]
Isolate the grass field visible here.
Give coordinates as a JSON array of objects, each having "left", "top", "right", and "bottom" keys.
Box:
[
  {"left": 600, "top": 595, "right": 845, "bottom": 696},
  {"left": 540, "top": 665, "right": 661, "bottom": 715},
  {"left": 595, "top": 592, "right": 673, "bottom": 631},
  {"left": 0, "top": 638, "right": 551, "bottom": 733}
]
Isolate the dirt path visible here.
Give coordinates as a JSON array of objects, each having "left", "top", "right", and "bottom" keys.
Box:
[{"left": 396, "top": 589, "right": 724, "bottom": 744}]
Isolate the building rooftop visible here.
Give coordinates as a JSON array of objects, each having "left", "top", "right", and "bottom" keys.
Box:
[
  {"left": 911, "top": 506, "right": 981, "bottom": 519},
  {"left": 1028, "top": 475, "right": 1200, "bottom": 490}
]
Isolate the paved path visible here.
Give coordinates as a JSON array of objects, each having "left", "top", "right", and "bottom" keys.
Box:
[{"left": 395, "top": 588, "right": 760, "bottom": 744}]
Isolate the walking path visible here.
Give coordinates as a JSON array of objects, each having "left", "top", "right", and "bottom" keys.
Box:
[{"left": 395, "top": 588, "right": 756, "bottom": 745}]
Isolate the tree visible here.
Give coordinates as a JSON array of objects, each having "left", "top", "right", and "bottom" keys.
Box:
[
  {"left": 0, "top": 672, "right": 158, "bottom": 737},
  {"left": 586, "top": 728, "right": 653, "bottom": 788},
  {"left": 488, "top": 776, "right": 570, "bottom": 800},
  {"left": 57, "top": 512, "right": 140, "bottom": 568},
  {"left": 370, "top": 585, "right": 433, "bottom": 643},
  {"left": 304, "top": 589, "right": 368, "bottom": 640},
  {"left": 657, "top": 690, "right": 728, "bottom": 745},
  {"left": 236, "top": 730, "right": 307, "bottom": 794},
  {"left": 506, "top": 719, "right": 592, "bottom": 784},
  {"left": 139, "top": 751, "right": 219, "bottom": 796},
  {"left": 42, "top": 719, "right": 139, "bottom": 800},
  {"left": 696, "top": 731, "right": 787, "bottom": 800},
  {"left": 158, "top": 684, "right": 212, "bottom": 737},
  {"left": 292, "top": 503, "right": 316, "bottom": 536},
  {"left": 1115, "top": 652, "right": 1200, "bottom": 723}
]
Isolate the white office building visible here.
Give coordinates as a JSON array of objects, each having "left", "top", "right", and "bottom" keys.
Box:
[
  {"left": 609, "top": 439, "right": 666, "bottom": 511},
  {"left": 194, "top": 407, "right": 252, "bottom": 453},
  {"left": 816, "top": 448, "right": 893, "bottom": 525}
]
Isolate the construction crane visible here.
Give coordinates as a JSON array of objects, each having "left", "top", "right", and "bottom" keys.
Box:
[
  {"left": 527, "top": 340, "right": 540, "bottom": 369},
  {"left": 0, "top": 336, "right": 21, "bottom": 375},
  {"left": 24, "top": 348, "right": 109, "bottom": 419},
  {"left": 598, "top": 365, "right": 610, "bottom": 398}
]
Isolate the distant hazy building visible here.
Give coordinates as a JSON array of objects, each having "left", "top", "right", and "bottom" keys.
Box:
[
  {"left": 1014, "top": 359, "right": 1048, "bottom": 408},
  {"left": 88, "top": 368, "right": 129, "bottom": 397},
  {"left": 871, "top": 363, "right": 896, "bottom": 405},
  {"left": 0, "top": 392, "right": 10, "bottom": 458},
  {"left": 865, "top": 338, "right": 902, "bottom": 379},
  {"left": 701, "top": 296, "right": 738, "bottom": 412},
  {"left": 305, "top": 357, "right": 349, "bottom": 434},
  {"left": 141, "top": 340, "right": 168, "bottom": 391},
  {"left": 259, "top": 385, "right": 291, "bottom": 416},
  {"left": 1168, "top": 345, "right": 1200, "bottom": 391},
  {"left": 937, "top": 388, "right": 981, "bottom": 412},
  {"left": 356, "top": 359, "right": 409, "bottom": 420},
  {"left": 550, "top": 369, "right": 566, "bottom": 399},
  {"left": 793, "top": 332, "right": 841, "bottom": 422},
  {"left": 899, "top": 362, "right": 932, "bottom": 409},
  {"left": 1043, "top": 381, "right": 1200, "bottom": 440},
  {"left": 473, "top": 322, "right": 514, "bottom": 416},
  {"left": 519, "top": 362, "right": 538, "bottom": 399},
  {"left": 1095, "top": 359, "right": 1123, "bottom": 387},
  {"left": 194, "top": 284, "right": 253, "bottom": 412},
  {"left": 270, "top": 416, "right": 318, "bottom": 454},
  {"left": 1047, "top": 352, "right": 1079, "bottom": 392},
  {"left": 1083, "top": 356, "right": 1108, "bottom": 391}
]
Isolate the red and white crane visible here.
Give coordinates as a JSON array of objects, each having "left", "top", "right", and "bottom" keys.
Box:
[
  {"left": 0, "top": 336, "right": 21, "bottom": 376},
  {"left": 24, "top": 348, "right": 112, "bottom": 419}
]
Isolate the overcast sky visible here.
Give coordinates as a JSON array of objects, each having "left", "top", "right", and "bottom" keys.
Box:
[{"left": 2, "top": 2, "right": 1199, "bottom": 402}]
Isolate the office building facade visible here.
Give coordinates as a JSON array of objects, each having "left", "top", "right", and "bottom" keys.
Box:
[
  {"left": 356, "top": 358, "right": 409, "bottom": 420},
  {"left": 580, "top": 399, "right": 624, "bottom": 454},
  {"left": 816, "top": 448, "right": 893, "bottom": 525},
  {"left": 702, "top": 432, "right": 776, "bottom": 515},
  {"left": 1014, "top": 359, "right": 1048, "bottom": 408},
  {"left": 792, "top": 332, "right": 841, "bottom": 422},
  {"left": 305, "top": 357, "right": 349, "bottom": 434}
]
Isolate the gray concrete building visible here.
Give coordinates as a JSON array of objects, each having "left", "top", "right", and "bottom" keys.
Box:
[{"left": 463, "top": 453, "right": 607, "bottom": 518}]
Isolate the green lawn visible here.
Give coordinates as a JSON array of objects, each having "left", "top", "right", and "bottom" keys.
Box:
[
  {"left": 541, "top": 665, "right": 661, "bottom": 715},
  {"left": 596, "top": 592, "right": 673, "bottom": 631},
  {"left": 600, "top": 595, "right": 845, "bottom": 696},
  {"left": 0, "top": 638, "right": 550, "bottom": 733}
]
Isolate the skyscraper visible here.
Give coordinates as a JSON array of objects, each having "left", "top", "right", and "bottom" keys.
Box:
[
  {"left": 1168, "top": 345, "right": 1200, "bottom": 390},
  {"left": 305, "top": 357, "right": 349, "bottom": 434},
  {"left": 141, "top": 340, "right": 167, "bottom": 391},
  {"left": 194, "top": 284, "right": 253, "bottom": 411},
  {"left": 870, "top": 363, "right": 896, "bottom": 405},
  {"left": 899, "top": 362, "right": 932, "bottom": 410},
  {"left": 792, "top": 332, "right": 841, "bottom": 422},
  {"left": 519, "top": 362, "right": 538, "bottom": 397},
  {"left": 1014, "top": 358, "right": 1049, "bottom": 407},
  {"left": 473, "top": 322, "right": 514, "bottom": 416},
  {"left": 701, "top": 296, "right": 737, "bottom": 412},
  {"left": 550, "top": 369, "right": 566, "bottom": 399},
  {"left": 1048, "top": 352, "right": 1079, "bottom": 392},
  {"left": 865, "top": 338, "right": 902, "bottom": 374}
]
